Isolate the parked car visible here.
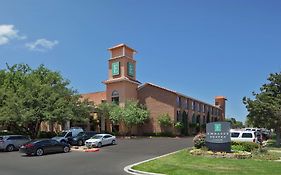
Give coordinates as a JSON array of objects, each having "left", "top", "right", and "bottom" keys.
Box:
[
  {"left": 19, "top": 139, "right": 70, "bottom": 156},
  {"left": 69, "top": 131, "right": 97, "bottom": 146},
  {"left": 230, "top": 130, "right": 257, "bottom": 143},
  {"left": 260, "top": 129, "right": 272, "bottom": 140},
  {"left": 52, "top": 127, "right": 83, "bottom": 143},
  {"left": 0, "top": 135, "right": 31, "bottom": 152},
  {"left": 85, "top": 134, "right": 116, "bottom": 148},
  {"left": 245, "top": 128, "right": 261, "bottom": 132}
]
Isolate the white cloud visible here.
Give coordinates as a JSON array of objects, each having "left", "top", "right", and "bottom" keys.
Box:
[
  {"left": 25, "top": 38, "right": 59, "bottom": 52},
  {"left": 0, "top": 24, "right": 26, "bottom": 45}
]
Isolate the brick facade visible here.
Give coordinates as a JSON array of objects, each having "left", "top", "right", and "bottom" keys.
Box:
[{"left": 79, "top": 44, "right": 227, "bottom": 135}]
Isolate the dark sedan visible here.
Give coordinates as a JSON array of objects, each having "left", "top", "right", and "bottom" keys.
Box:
[
  {"left": 68, "top": 131, "right": 97, "bottom": 146},
  {"left": 19, "top": 139, "right": 70, "bottom": 156}
]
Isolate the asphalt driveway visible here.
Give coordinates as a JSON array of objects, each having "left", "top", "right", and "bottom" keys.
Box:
[{"left": 0, "top": 137, "right": 193, "bottom": 175}]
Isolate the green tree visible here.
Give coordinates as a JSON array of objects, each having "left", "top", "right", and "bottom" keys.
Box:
[
  {"left": 158, "top": 113, "right": 172, "bottom": 133},
  {"left": 109, "top": 104, "right": 123, "bottom": 125},
  {"left": 243, "top": 72, "right": 281, "bottom": 146},
  {"left": 97, "top": 102, "right": 112, "bottom": 132},
  {"left": 225, "top": 117, "right": 244, "bottom": 129},
  {"left": 98, "top": 100, "right": 149, "bottom": 135},
  {"left": 122, "top": 100, "right": 149, "bottom": 135},
  {"left": 0, "top": 64, "right": 94, "bottom": 138},
  {"left": 158, "top": 113, "right": 172, "bottom": 127}
]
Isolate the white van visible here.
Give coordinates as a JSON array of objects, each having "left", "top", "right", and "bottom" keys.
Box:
[
  {"left": 230, "top": 130, "right": 257, "bottom": 143},
  {"left": 52, "top": 127, "right": 84, "bottom": 143}
]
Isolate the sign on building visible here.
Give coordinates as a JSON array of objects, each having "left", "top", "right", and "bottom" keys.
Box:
[
  {"left": 127, "top": 62, "right": 134, "bottom": 77},
  {"left": 112, "top": 62, "right": 120, "bottom": 76},
  {"left": 206, "top": 122, "right": 231, "bottom": 152}
]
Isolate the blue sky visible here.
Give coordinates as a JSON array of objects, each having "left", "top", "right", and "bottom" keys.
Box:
[{"left": 0, "top": 0, "right": 280, "bottom": 122}]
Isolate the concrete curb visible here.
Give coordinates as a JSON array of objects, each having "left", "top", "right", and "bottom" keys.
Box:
[{"left": 124, "top": 150, "right": 182, "bottom": 175}]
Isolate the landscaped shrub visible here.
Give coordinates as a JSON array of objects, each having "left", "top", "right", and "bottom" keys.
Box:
[
  {"left": 193, "top": 133, "right": 206, "bottom": 149},
  {"left": 189, "top": 148, "right": 252, "bottom": 159},
  {"left": 231, "top": 141, "right": 259, "bottom": 152},
  {"left": 231, "top": 145, "right": 245, "bottom": 152},
  {"left": 190, "top": 149, "right": 205, "bottom": 155},
  {"left": 233, "top": 151, "right": 252, "bottom": 159},
  {"left": 158, "top": 113, "right": 172, "bottom": 127},
  {"left": 174, "top": 122, "right": 183, "bottom": 130}
]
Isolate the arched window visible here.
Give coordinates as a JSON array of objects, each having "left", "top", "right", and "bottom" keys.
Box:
[
  {"left": 111, "top": 90, "right": 119, "bottom": 105},
  {"left": 192, "top": 113, "right": 196, "bottom": 124}
]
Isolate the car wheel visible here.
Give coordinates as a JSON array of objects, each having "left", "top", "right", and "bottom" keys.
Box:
[
  {"left": 6, "top": 144, "right": 15, "bottom": 152},
  {"left": 97, "top": 142, "right": 102, "bottom": 148},
  {"left": 77, "top": 140, "right": 83, "bottom": 146},
  {"left": 63, "top": 146, "right": 70, "bottom": 153},
  {"left": 111, "top": 140, "right": 116, "bottom": 145},
  {"left": 36, "top": 148, "right": 44, "bottom": 156}
]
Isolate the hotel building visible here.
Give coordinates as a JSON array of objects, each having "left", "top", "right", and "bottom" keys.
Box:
[{"left": 82, "top": 44, "right": 226, "bottom": 135}]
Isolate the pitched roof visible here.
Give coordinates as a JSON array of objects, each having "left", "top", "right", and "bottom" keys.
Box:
[
  {"left": 138, "top": 82, "right": 221, "bottom": 109},
  {"left": 81, "top": 91, "right": 106, "bottom": 105}
]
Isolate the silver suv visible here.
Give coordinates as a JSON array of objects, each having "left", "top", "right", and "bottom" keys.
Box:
[{"left": 0, "top": 135, "right": 31, "bottom": 152}]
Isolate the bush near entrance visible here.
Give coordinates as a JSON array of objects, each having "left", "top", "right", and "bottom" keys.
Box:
[{"left": 193, "top": 133, "right": 206, "bottom": 149}]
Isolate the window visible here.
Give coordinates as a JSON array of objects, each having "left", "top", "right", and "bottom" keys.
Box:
[
  {"left": 191, "top": 101, "right": 195, "bottom": 110},
  {"left": 40, "top": 140, "right": 52, "bottom": 145},
  {"left": 176, "top": 96, "right": 181, "bottom": 108},
  {"left": 196, "top": 102, "right": 200, "bottom": 112},
  {"left": 104, "top": 135, "right": 112, "bottom": 139},
  {"left": 186, "top": 99, "right": 189, "bottom": 109},
  {"left": 231, "top": 132, "right": 240, "bottom": 138},
  {"left": 202, "top": 105, "right": 205, "bottom": 113},
  {"left": 242, "top": 133, "right": 253, "bottom": 138},
  {"left": 50, "top": 140, "right": 59, "bottom": 145},
  {"left": 182, "top": 99, "right": 186, "bottom": 109},
  {"left": 7, "top": 136, "right": 17, "bottom": 140},
  {"left": 111, "top": 90, "right": 119, "bottom": 105},
  {"left": 192, "top": 113, "right": 196, "bottom": 123},
  {"left": 176, "top": 110, "right": 181, "bottom": 122},
  {"left": 66, "top": 132, "right": 72, "bottom": 137},
  {"left": 18, "top": 136, "right": 29, "bottom": 140}
]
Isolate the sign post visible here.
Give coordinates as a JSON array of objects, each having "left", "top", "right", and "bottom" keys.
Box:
[{"left": 206, "top": 122, "right": 231, "bottom": 152}]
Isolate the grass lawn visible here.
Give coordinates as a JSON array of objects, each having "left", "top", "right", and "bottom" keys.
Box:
[{"left": 133, "top": 149, "right": 281, "bottom": 175}]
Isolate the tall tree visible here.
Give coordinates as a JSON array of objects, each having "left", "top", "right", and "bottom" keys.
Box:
[
  {"left": 0, "top": 64, "right": 94, "bottom": 138},
  {"left": 225, "top": 117, "right": 244, "bottom": 129},
  {"left": 98, "top": 100, "right": 149, "bottom": 135},
  {"left": 122, "top": 100, "right": 149, "bottom": 135},
  {"left": 243, "top": 72, "right": 281, "bottom": 146},
  {"left": 97, "top": 102, "right": 118, "bottom": 132}
]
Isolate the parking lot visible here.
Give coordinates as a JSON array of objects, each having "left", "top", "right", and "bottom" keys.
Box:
[{"left": 0, "top": 137, "right": 193, "bottom": 175}]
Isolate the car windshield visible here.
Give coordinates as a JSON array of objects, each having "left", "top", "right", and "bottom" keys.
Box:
[
  {"left": 57, "top": 132, "right": 67, "bottom": 137},
  {"left": 77, "top": 132, "right": 85, "bottom": 137},
  {"left": 91, "top": 135, "right": 103, "bottom": 139}
]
